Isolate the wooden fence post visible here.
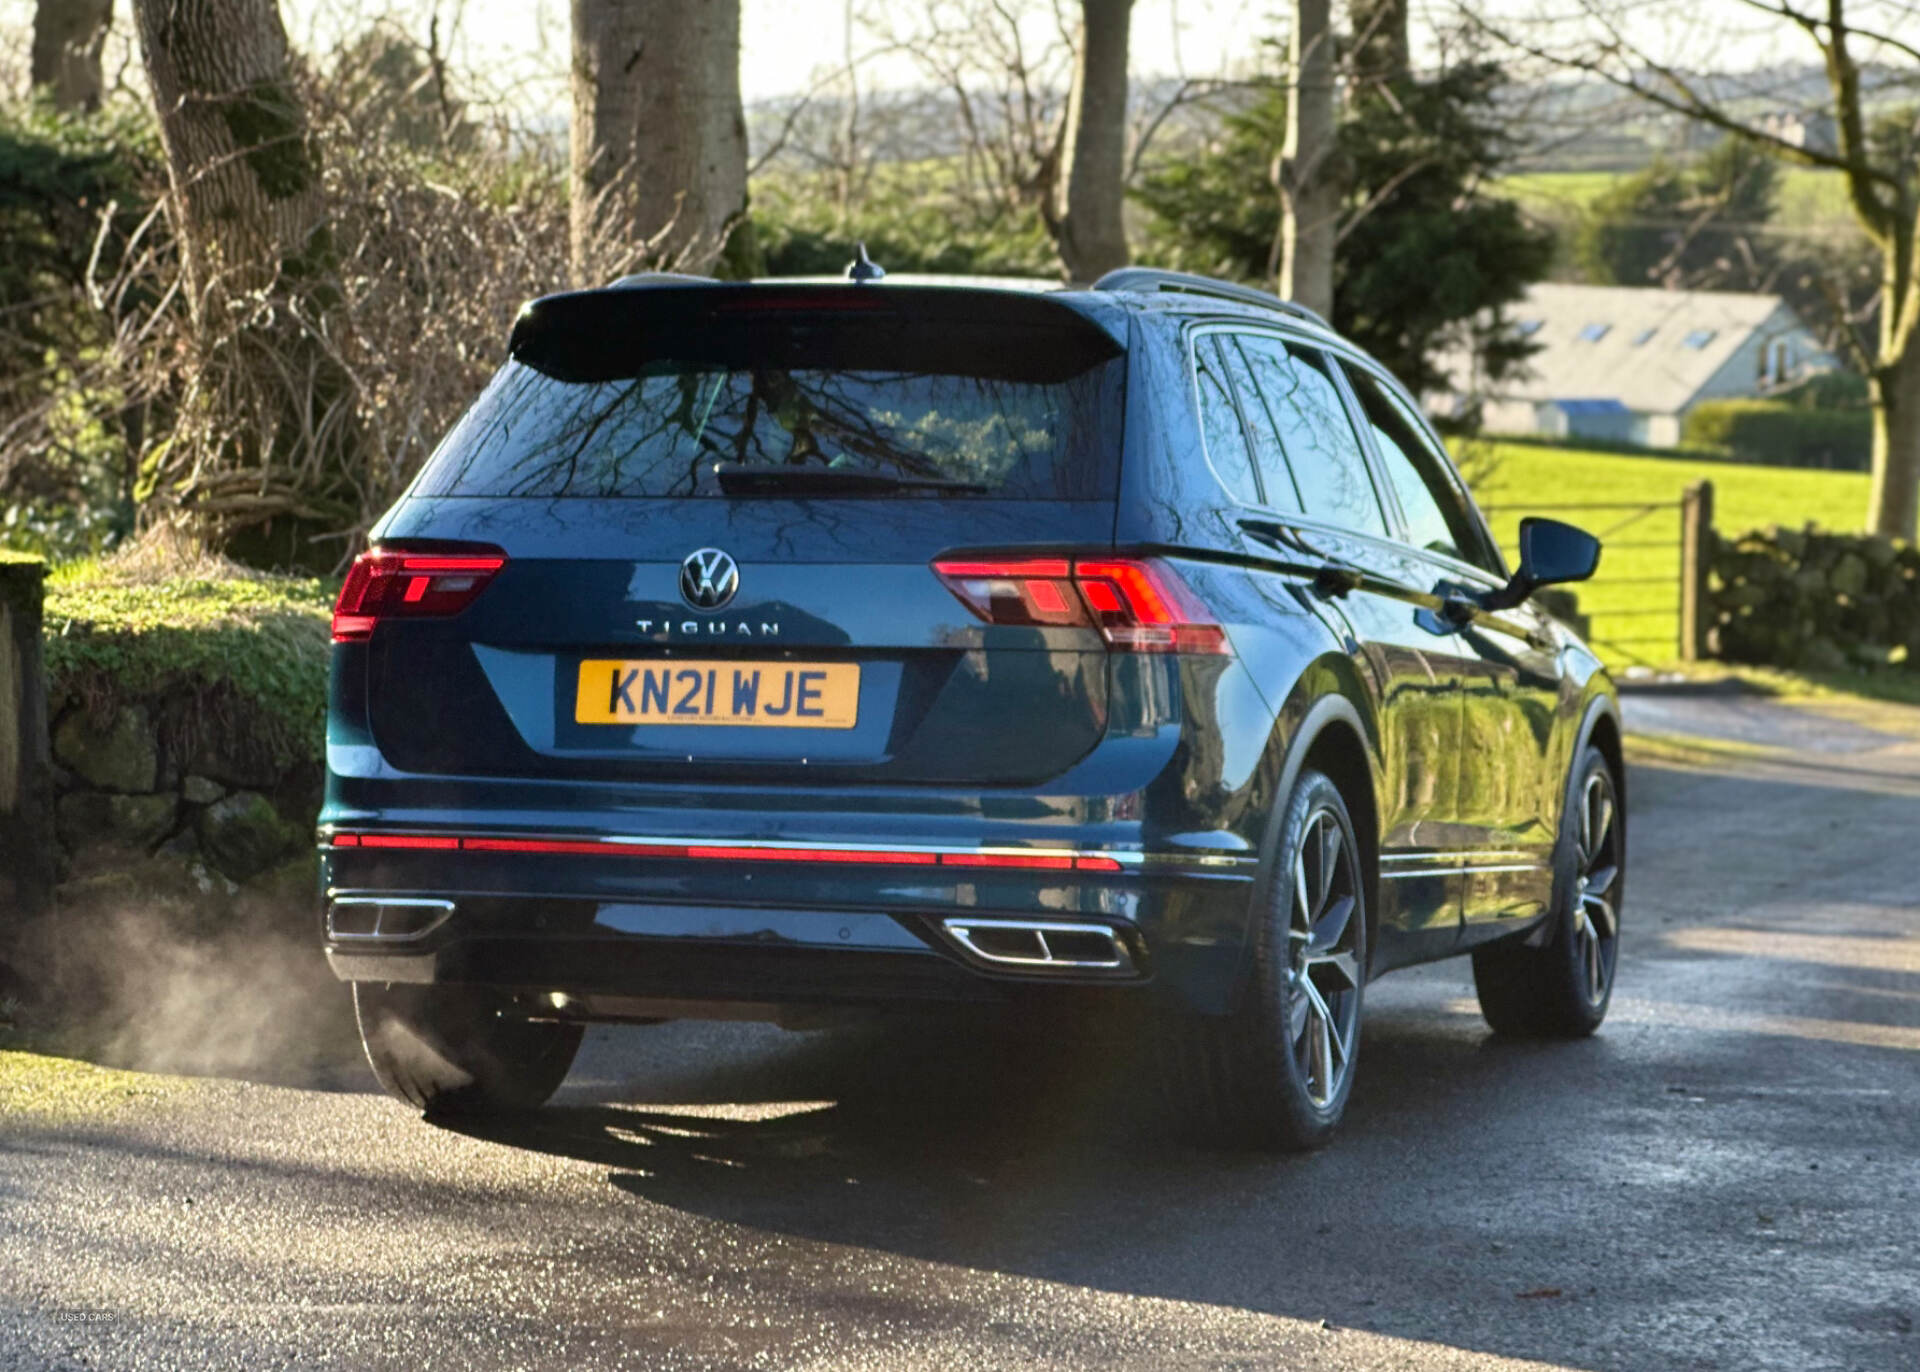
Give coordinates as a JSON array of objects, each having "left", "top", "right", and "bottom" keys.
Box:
[
  {"left": 1679, "top": 480, "right": 1715, "bottom": 662},
  {"left": 1, "top": 556, "right": 55, "bottom": 978}
]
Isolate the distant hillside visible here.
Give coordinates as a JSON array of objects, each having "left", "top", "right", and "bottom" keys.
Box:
[{"left": 741, "top": 62, "right": 1912, "bottom": 178}]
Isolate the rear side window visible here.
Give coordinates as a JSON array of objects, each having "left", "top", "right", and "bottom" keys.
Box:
[
  {"left": 415, "top": 296, "right": 1125, "bottom": 500},
  {"left": 1234, "top": 337, "right": 1386, "bottom": 536},
  {"left": 1217, "top": 335, "right": 1303, "bottom": 514},
  {"left": 1192, "top": 335, "right": 1263, "bottom": 506},
  {"left": 1341, "top": 364, "right": 1500, "bottom": 574}
]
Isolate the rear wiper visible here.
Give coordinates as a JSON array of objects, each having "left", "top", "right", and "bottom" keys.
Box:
[{"left": 712, "top": 462, "right": 989, "bottom": 496}]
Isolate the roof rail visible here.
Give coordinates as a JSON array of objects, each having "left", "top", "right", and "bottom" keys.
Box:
[
  {"left": 1091, "top": 267, "right": 1333, "bottom": 332},
  {"left": 606, "top": 270, "right": 717, "bottom": 289}
]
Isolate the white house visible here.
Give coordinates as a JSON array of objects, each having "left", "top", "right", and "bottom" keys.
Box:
[{"left": 1437, "top": 283, "right": 1836, "bottom": 449}]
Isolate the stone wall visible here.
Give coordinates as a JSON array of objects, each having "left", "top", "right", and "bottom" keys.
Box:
[
  {"left": 1708, "top": 525, "right": 1920, "bottom": 672},
  {"left": 49, "top": 685, "right": 318, "bottom": 889}
]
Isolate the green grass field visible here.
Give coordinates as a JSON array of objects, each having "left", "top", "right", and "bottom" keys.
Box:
[
  {"left": 1458, "top": 441, "right": 1870, "bottom": 665},
  {"left": 1494, "top": 167, "right": 1853, "bottom": 233}
]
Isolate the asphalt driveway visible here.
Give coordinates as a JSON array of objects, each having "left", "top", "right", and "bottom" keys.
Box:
[{"left": 3, "top": 688, "right": 1917, "bottom": 1371}]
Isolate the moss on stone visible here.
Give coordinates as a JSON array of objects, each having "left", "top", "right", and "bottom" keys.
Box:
[{"left": 43, "top": 566, "right": 331, "bottom": 766}]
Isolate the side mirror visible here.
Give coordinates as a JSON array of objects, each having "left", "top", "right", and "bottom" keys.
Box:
[
  {"left": 1482, "top": 517, "right": 1601, "bottom": 611},
  {"left": 1519, "top": 517, "right": 1602, "bottom": 586}
]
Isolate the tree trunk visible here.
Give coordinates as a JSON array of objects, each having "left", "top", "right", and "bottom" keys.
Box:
[
  {"left": 31, "top": 0, "right": 113, "bottom": 113},
  {"left": 1277, "top": 0, "right": 1340, "bottom": 319},
  {"left": 569, "top": 0, "right": 750, "bottom": 284},
  {"left": 1053, "top": 0, "right": 1132, "bottom": 282},
  {"left": 1348, "top": 0, "right": 1409, "bottom": 85},
  {"left": 131, "top": 0, "right": 353, "bottom": 568},
  {"left": 130, "top": 0, "right": 328, "bottom": 321},
  {"left": 1866, "top": 260, "right": 1920, "bottom": 538}
]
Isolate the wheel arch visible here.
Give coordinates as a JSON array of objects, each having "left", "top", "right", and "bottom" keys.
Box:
[
  {"left": 1523, "top": 689, "right": 1625, "bottom": 954},
  {"left": 1570, "top": 690, "right": 1626, "bottom": 858},
  {"left": 1296, "top": 713, "right": 1381, "bottom": 969},
  {"left": 1244, "top": 676, "right": 1386, "bottom": 992}
]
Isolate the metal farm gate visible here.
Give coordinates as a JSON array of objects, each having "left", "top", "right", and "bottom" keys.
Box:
[{"left": 1480, "top": 481, "right": 1714, "bottom": 669}]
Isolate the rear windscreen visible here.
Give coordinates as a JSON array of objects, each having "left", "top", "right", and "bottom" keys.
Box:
[{"left": 412, "top": 291, "right": 1126, "bottom": 500}]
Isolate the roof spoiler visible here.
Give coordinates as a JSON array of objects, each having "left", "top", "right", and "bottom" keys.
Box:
[{"left": 507, "top": 282, "right": 1127, "bottom": 384}]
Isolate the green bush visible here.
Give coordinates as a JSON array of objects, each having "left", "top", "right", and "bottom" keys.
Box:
[
  {"left": 44, "top": 561, "right": 333, "bottom": 767},
  {"left": 0, "top": 100, "right": 161, "bottom": 562},
  {"left": 755, "top": 168, "right": 1057, "bottom": 279},
  {"left": 1132, "top": 59, "right": 1553, "bottom": 401},
  {"left": 1772, "top": 369, "right": 1870, "bottom": 411},
  {"left": 1681, "top": 399, "right": 1871, "bottom": 471}
]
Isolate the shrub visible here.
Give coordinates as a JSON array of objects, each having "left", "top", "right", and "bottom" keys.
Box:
[
  {"left": 1132, "top": 59, "right": 1553, "bottom": 402},
  {"left": 1681, "top": 399, "right": 1871, "bottom": 471},
  {"left": 0, "top": 100, "right": 163, "bottom": 561},
  {"left": 44, "top": 541, "right": 332, "bottom": 768},
  {"left": 1772, "top": 369, "right": 1869, "bottom": 411},
  {"left": 755, "top": 167, "right": 1057, "bottom": 279},
  {"left": 16, "top": 45, "right": 578, "bottom": 574}
]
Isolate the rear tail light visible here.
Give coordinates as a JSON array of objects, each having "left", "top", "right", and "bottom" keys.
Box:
[
  {"left": 928, "top": 558, "right": 1081, "bottom": 627},
  {"left": 331, "top": 545, "right": 507, "bottom": 642},
  {"left": 932, "top": 555, "right": 1228, "bottom": 654}
]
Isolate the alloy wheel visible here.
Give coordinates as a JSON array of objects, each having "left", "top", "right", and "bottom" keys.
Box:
[
  {"left": 1286, "top": 807, "right": 1363, "bottom": 1109},
  {"left": 1571, "top": 769, "right": 1622, "bottom": 1005}
]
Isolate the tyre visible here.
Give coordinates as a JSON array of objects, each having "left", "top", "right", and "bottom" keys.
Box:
[
  {"left": 354, "top": 984, "right": 583, "bottom": 1116},
  {"left": 1473, "top": 744, "right": 1624, "bottom": 1038},
  {"left": 1163, "top": 767, "right": 1368, "bottom": 1151}
]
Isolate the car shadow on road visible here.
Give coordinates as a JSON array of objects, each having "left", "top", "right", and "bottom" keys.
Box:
[
  {"left": 429, "top": 745, "right": 1920, "bottom": 1371},
  {"left": 440, "top": 1002, "right": 1657, "bottom": 1368}
]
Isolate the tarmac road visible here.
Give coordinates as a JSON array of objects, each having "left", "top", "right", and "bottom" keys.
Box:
[{"left": 4, "top": 690, "right": 1918, "bottom": 1371}]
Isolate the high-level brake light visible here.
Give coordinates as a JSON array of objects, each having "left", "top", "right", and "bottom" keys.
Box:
[
  {"left": 932, "top": 555, "right": 1228, "bottom": 654},
  {"left": 331, "top": 546, "right": 507, "bottom": 642}
]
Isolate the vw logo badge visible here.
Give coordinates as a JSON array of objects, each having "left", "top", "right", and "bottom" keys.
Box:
[{"left": 679, "top": 548, "right": 739, "bottom": 611}]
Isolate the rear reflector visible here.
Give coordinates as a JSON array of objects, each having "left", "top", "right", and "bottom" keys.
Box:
[
  {"left": 932, "top": 555, "right": 1228, "bottom": 654},
  {"left": 329, "top": 832, "right": 1124, "bottom": 872},
  {"left": 942, "top": 851, "right": 1074, "bottom": 871},
  {"left": 332, "top": 545, "right": 507, "bottom": 642},
  {"left": 355, "top": 834, "right": 461, "bottom": 851}
]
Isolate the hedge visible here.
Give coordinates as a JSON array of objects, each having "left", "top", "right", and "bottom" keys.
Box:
[
  {"left": 1681, "top": 399, "right": 1871, "bottom": 472},
  {"left": 1708, "top": 525, "right": 1919, "bottom": 672},
  {"left": 43, "top": 565, "right": 333, "bottom": 767}
]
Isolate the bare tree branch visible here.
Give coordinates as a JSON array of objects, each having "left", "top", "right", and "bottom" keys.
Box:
[{"left": 1458, "top": 2, "right": 1901, "bottom": 191}]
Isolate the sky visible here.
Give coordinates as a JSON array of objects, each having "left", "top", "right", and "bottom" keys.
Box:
[
  {"left": 0, "top": 0, "right": 1273, "bottom": 118},
  {"left": 260, "top": 0, "right": 1839, "bottom": 104},
  {"left": 1, "top": 0, "right": 1896, "bottom": 113},
  {"left": 273, "top": 1, "right": 1281, "bottom": 104}
]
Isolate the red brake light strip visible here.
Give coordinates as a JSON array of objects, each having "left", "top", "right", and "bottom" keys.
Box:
[{"left": 331, "top": 832, "right": 1124, "bottom": 872}]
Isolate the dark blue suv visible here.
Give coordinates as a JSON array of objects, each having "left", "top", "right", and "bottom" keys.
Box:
[{"left": 321, "top": 266, "right": 1623, "bottom": 1149}]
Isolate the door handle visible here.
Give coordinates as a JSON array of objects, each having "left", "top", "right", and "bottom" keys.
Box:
[{"left": 1238, "top": 518, "right": 1363, "bottom": 598}]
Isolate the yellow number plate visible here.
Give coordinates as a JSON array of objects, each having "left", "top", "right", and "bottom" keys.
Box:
[{"left": 575, "top": 660, "right": 860, "bottom": 729}]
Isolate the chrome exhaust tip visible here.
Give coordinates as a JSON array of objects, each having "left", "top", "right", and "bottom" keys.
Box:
[
  {"left": 326, "top": 896, "right": 454, "bottom": 942},
  {"left": 939, "top": 918, "right": 1136, "bottom": 974}
]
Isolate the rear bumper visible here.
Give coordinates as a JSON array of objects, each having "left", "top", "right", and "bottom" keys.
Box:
[{"left": 318, "top": 829, "right": 1261, "bottom": 1016}]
